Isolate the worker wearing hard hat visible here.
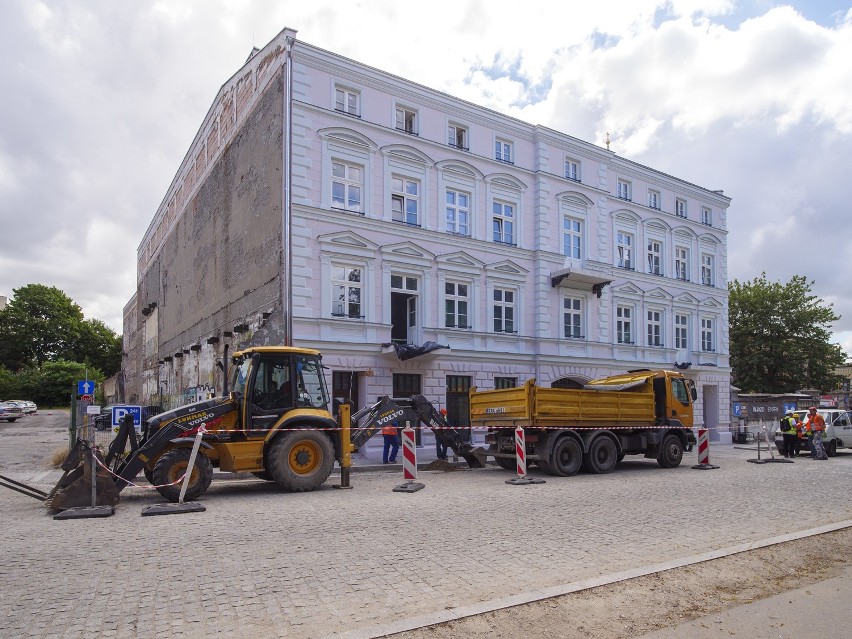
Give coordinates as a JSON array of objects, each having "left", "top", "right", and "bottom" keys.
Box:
[
  {"left": 804, "top": 407, "right": 828, "bottom": 460},
  {"left": 780, "top": 411, "right": 797, "bottom": 458}
]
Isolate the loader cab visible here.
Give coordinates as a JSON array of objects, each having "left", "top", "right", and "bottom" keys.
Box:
[{"left": 228, "top": 347, "right": 330, "bottom": 434}]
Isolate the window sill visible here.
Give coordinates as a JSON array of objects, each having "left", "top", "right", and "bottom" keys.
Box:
[
  {"left": 493, "top": 239, "right": 517, "bottom": 247},
  {"left": 393, "top": 220, "right": 422, "bottom": 228},
  {"left": 565, "top": 176, "right": 581, "bottom": 183},
  {"left": 330, "top": 207, "right": 365, "bottom": 215},
  {"left": 446, "top": 231, "right": 472, "bottom": 239},
  {"left": 331, "top": 314, "right": 365, "bottom": 320},
  {"left": 395, "top": 128, "right": 419, "bottom": 137},
  {"left": 618, "top": 265, "right": 635, "bottom": 271},
  {"left": 494, "top": 330, "right": 518, "bottom": 335},
  {"left": 564, "top": 335, "right": 586, "bottom": 340},
  {"left": 334, "top": 109, "right": 361, "bottom": 119},
  {"left": 448, "top": 143, "right": 470, "bottom": 151},
  {"left": 495, "top": 158, "right": 515, "bottom": 165}
]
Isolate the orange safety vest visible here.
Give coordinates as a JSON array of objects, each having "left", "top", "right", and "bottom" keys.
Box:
[{"left": 382, "top": 424, "right": 398, "bottom": 436}]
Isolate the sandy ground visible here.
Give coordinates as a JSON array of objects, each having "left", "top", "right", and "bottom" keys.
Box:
[
  {"left": 3, "top": 412, "right": 849, "bottom": 638},
  {"left": 390, "top": 526, "right": 851, "bottom": 638}
]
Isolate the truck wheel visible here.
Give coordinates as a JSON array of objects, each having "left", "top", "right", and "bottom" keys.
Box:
[
  {"left": 545, "top": 435, "right": 582, "bottom": 477},
  {"left": 657, "top": 434, "right": 684, "bottom": 468},
  {"left": 583, "top": 436, "right": 618, "bottom": 474},
  {"left": 152, "top": 448, "right": 214, "bottom": 502},
  {"left": 268, "top": 430, "right": 334, "bottom": 492}
]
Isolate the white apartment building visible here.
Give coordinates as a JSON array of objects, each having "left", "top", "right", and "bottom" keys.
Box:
[{"left": 124, "top": 27, "right": 731, "bottom": 441}]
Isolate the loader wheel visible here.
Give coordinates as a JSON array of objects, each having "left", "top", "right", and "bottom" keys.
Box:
[
  {"left": 545, "top": 435, "right": 582, "bottom": 477},
  {"left": 657, "top": 434, "right": 684, "bottom": 469},
  {"left": 582, "top": 436, "right": 618, "bottom": 474},
  {"left": 251, "top": 471, "right": 274, "bottom": 481},
  {"left": 152, "top": 448, "right": 214, "bottom": 502},
  {"left": 267, "top": 430, "right": 334, "bottom": 492},
  {"left": 143, "top": 467, "right": 154, "bottom": 484}
]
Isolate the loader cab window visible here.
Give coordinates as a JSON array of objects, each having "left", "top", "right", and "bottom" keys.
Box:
[
  {"left": 231, "top": 359, "right": 252, "bottom": 397},
  {"left": 295, "top": 356, "right": 329, "bottom": 410},
  {"left": 254, "top": 357, "right": 294, "bottom": 411}
]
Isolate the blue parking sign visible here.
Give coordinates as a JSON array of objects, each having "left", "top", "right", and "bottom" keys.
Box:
[{"left": 111, "top": 405, "right": 142, "bottom": 429}]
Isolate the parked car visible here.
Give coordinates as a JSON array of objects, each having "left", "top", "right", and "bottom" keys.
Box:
[
  {"left": 0, "top": 401, "right": 23, "bottom": 422},
  {"left": 774, "top": 409, "right": 852, "bottom": 457},
  {"left": 10, "top": 400, "right": 37, "bottom": 414}
]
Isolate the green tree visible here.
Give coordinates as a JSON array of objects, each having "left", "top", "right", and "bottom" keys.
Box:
[
  {"left": 76, "top": 318, "right": 122, "bottom": 377},
  {"left": 729, "top": 273, "right": 845, "bottom": 393},
  {"left": 17, "top": 360, "right": 104, "bottom": 407},
  {"left": 0, "top": 284, "right": 84, "bottom": 369},
  {"left": 0, "top": 284, "right": 122, "bottom": 376}
]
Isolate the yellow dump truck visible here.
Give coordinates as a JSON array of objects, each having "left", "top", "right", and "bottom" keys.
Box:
[{"left": 469, "top": 369, "right": 697, "bottom": 476}]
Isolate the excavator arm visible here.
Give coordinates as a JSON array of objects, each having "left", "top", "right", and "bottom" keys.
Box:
[{"left": 349, "top": 395, "right": 487, "bottom": 468}]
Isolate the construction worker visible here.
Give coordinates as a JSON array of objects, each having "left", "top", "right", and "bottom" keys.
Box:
[
  {"left": 805, "top": 406, "right": 828, "bottom": 460},
  {"left": 780, "top": 411, "right": 797, "bottom": 458},
  {"left": 794, "top": 416, "right": 804, "bottom": 457},
  {"left": 382, "top": 420, "right": 400, "bottom": 464}
]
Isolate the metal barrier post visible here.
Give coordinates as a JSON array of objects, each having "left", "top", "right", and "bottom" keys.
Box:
[{"left": 334, "top": 403, "right": 353, "bottom": 489}]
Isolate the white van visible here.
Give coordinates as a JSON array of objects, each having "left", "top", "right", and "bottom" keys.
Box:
[{"left": 774, "top": 409, "right": 852, "bottom": 457}]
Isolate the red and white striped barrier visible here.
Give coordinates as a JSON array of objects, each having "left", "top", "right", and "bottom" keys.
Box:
[
  {"left": 505, "top": 427, "right": 545, "bottom": 485},
  {"left": 515, "top": 428, "right": 528, "bottom": 477},
  {"left": 691, "top": 428, "right": 719, "bottom": 470},
  {"left": 393, "top": 423, "right": 425, "bottom": 492}
]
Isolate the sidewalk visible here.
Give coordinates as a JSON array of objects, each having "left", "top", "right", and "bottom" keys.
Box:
[{"left": 640, "top": 564, "right": 852, "bottom": 638}]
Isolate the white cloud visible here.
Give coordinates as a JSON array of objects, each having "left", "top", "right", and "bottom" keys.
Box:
[{"left": 0, "top": 0, "right": 850, "bottom": 357}]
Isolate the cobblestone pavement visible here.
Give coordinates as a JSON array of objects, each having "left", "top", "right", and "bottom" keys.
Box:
[{"left": 2, "top": 415, "right": 851, "bottom": 639}]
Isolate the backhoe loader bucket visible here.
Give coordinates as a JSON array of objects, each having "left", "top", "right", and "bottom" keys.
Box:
[
  {"left": 460, "top": 446, "right": 489, "bottom": 469},
  {"left": 45, "top": 440, "right": 121, "bottom": 511}
]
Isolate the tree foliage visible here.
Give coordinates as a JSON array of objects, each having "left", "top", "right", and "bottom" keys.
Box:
[
  {"left": 0, "top": 284, "right": 122, "bottom": 377},
  {"left": 729, "top": 273, "right": 845, "bottom": 393}
]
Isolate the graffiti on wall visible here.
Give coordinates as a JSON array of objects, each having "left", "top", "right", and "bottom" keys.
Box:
[{"left": 182, "top": 384, "right": 216, "bottom": 405}]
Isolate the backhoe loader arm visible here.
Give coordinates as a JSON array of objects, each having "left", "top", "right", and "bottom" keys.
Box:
[
  {"left": 408, "top": 395, "right": 487, "bottom": 468},
  {"left": 349, "top": 397, "right": 416, "bottom": 450}
]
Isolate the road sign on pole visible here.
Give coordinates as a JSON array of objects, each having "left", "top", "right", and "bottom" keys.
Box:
[{"left": 77, "top": 380, "right": 95, "bottom": 396}]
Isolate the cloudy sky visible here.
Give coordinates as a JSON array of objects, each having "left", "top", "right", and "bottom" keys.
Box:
[{"left": 1, "top": 0, "right": 850, "bottom": 353}]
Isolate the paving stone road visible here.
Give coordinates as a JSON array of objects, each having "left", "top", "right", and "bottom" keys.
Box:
[{"left": 2, "top": 413, "right": 851, "bottom": 638}]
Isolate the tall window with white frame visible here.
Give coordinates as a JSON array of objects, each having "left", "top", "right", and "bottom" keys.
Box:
[
  {"left": 675, "top": 313, "right": 688, "bottom": 350},
  {"left": 448, "top": 123, "right": 468, "bottom": 150},
  {"left": 701, "top": 207, "right": 712, "bottom": 226},
  {"left": 648, "top": 189, "right": 661, "bottom": 210},
  {"left": 334, "top": 87, "right": 360, "bottom": 116},
  {"left": 701, "top": 317, "right": 714, "bottom": 352},
  {"left": 445, "top": 282, "right": 469, "bottom": 329},
  {"left": 565, "top": 157, "right": 580, "bottom": 181},
  {"left": 395, "top": 106, "right": 417, "bottom": 134},
  {"left": 445, "top": 189, "right": 470, "bottom": 236},
  {"left": 675, "top": 246, "right": 689, "bottom": 281},
  {"left": 493, "top": 288, "right": 515, "bottom": 333},
  {"left": 492, "top": 201, "right": 515, "bottom": 245},
  {"left": 675, "top": 198, "right": 687, "bottom": 218},
  {"left": 495, "top": 139, "right": 513, "bottom": 163},
  {"left": 701, "top": 254, "right": 714, "bottom": 286},
  {"left": 563, "top": 217, "right": 582, "bottom": 259},
  {"left": 391, "top": 177, "right": 419, "bottom": 226},
  {"left": 331, "top": 265, "right": 363, "bottom": 318},
  {"left": 617, "top": 232, "right": 633, "bottom": 270},
  {"left": 563, "top": 297, "right": 583, "bottom": 339},
  {"left": 331, "top": 161, "right": 362, "bottom": 213},
  {"left": 617, "top": 179, "right": 632, "bottom": 201},
  {"left": 647, "top": 309, "right": 663, "bottom": 347},
  {"left": 616, "top": 305, "right": 633, "bottom": 344},
  {"left": 647, "top": 239, "right": 663, "bottom": 275}
]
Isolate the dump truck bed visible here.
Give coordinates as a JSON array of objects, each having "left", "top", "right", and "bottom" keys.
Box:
[{"left": 470, "top": 374, "right": 657, "bottom": 429}]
